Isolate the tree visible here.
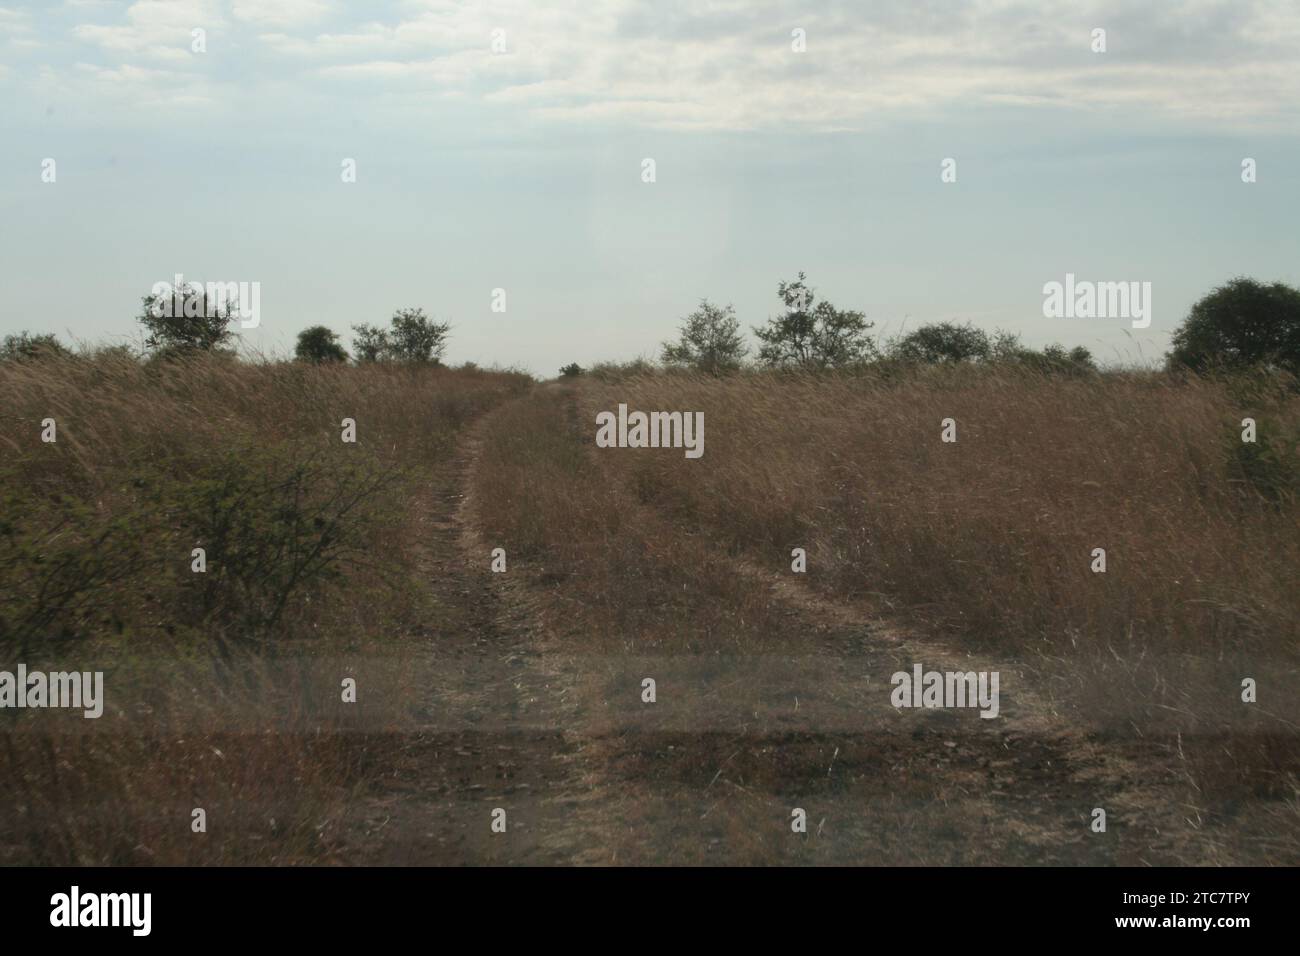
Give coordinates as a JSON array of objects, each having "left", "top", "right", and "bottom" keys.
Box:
[
  {"left": 662, "top": 300, "right": 748, "bottom": 375},
  {"left": 752, "top": 273, "right": 875, "bottom": 369},
  {"left": 350, "top": 323, "right": 391, "bottom": 363},
  {"left": 295, "top": 326, "right": 348, "bottom": 364},
  {"left": 137, "top": 281, "right": 235, "bottom": 354},
  {"left": 1, "top": 331, "right": 70, "bottom": 362},
  {"left": 988, "top": 329, "right": 1024, "bottom": 362},
  {"left": 389, "top": 308, "right": 450, "bottom": 364},
  {"left": 1169, "top": 277, "right": 1300, "bottom": 373},
  {"left": 891, "top": 322, "right": 991, "bottom": 363},
  {"left": 1013, "top": 342, "right": 1097, "bottom": 375},
  {"left": 560, "top": 363, "right": 584, "bottom": 377},
  {"left": 1065, "top": 345, "right": 1097, "bottom": 370}
]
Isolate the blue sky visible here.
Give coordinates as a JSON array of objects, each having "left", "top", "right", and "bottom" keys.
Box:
[{"left": 2, "top": 0, "right": 1298, "bottom": 373}]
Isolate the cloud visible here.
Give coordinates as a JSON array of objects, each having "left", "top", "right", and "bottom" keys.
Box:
[
  {"left": 72, "top": 0, "right": 224, "bottom": 62},
  {"left": 25, "top": 59, "right": 217, "bottom": 113},
  {"left": 232, "top": 0, "right": 332, "bottom": 29},
  {"left": 249, "top": 0, "right": 1300, "bottom": 130},
  {"left": 256, "top": 23, "right": 402, "bottom": 59},
  {"left": 39, "top": 0, "right": 1300, "bottom": 131},
  {"left": 0, "top": 5, "right": 32, "bottom": 33}
]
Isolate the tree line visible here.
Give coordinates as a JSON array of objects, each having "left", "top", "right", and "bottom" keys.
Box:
[
  {"left": 4, "top": 274, "right": 1299, "bottom": 378},
  {"left": 637, "top": 273, "right": 1300, "bottom": 378},
  {"left": 1, "top": 282, "right": 451, "bottom": 366}
]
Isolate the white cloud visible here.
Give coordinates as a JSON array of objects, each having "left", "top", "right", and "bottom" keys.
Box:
[
  {"left": 247, "top": 0, "right": 1300, "bottom": 130},
  {"left": 72, "top": 0, "right": 224, "bottom": 62},
  {"left": 232, "top": 0, "right": 332, "bottom": 29},
  {"left": 26, "top": 59, "right": 217, "bottom": 112},
  {"left": 257, "top": 23, "right": 400, "bottom": 58},
  {"left": 0, "top": 6, "right": 32, "bottom": 33},
  {"left": 40, "top": 0, "right": 1300, "bottom": 131}
]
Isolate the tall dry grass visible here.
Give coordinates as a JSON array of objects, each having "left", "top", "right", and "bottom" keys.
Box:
[
  {"left": 573, "top": 365, "right": 1299, "bottom": 851},
  {"left": 470, "top": 373, "right": 1300, "bottom": 862},
  {"left": 472, "top": 385, "right": 795, "bottom": 653},
  {"left": 582, "top": 367, "right": 1298, "bottom": 657},
  {"left": 0, "top": 352, "right": 530, "bottom": 864},
  {"left": 457, "top": 366, "right": 1300, "bottom": 862}
]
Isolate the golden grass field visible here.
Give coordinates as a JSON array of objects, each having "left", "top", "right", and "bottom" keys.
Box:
[
  {"left": 0, "top": 354, "right": 529, "bottom": 863},
  {"left": 2, "top": 354, "right": 1297, "bottom": 864}
]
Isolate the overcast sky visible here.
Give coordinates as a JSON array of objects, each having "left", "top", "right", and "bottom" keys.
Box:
[{"left": 2, "top": 0, "right": 1299, "bottom": 372}]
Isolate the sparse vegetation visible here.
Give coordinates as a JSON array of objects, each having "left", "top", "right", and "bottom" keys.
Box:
[
  {"left": 350, "top": 322, "right": 390, "bottom": 363},
  {"left": 662, "top": 300, "right": 748, "bottom": 375},
  {"left": 295, "top": 325, "right": 349, "bottom": 364},
  {"left": 388, "top": 308, "right": 451, "bottom": 365},
  {"left": 1, "top": 331, "right": 71, "bottom": 363},
  {"left": 752, "top": 272, "right": 876, "bottom": 369},
  {"left": 1169, "top": 277, "right": 1300, "bottom": 374},
  {"left": 4, "top": 273, "right": 1298, "bottom": 865},
  {"left": 890, "top": 321, "right": 992, "bottom": 363},
  {"left": 465, "top": 361, "right": 1300, "bottom": 862},
  {"left": 137, "top": 282, "right": 236, "bottom": 355},
  {"left": 350, "top": 308, "right": 451, "bottom": 365},
  {"left": 0, "top": 351, "right": 529, "bottom": 863}
]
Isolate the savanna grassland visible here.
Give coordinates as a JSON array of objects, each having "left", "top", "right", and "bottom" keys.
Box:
[
  {"left": 2, "top": 354, "right": 1297, "bottom": 865},
  {"left": 0, "top": 353, "right": 529, "bottom": 863},
  {"left": 475, "top": 366, "right": 1300, "bottom": 864}
]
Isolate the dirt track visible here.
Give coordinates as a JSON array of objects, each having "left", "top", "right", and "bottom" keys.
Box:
[
  {"left": 342, "top": 414, "right": 608, "bottom": 864},
  {"left": 342, "top": 390, "right": 1221, "bottom": 865}
]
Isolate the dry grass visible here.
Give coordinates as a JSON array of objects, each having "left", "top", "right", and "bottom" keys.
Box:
[
  {"left": 579, "top": 367, "right": 1298, "bottom": 659},
  {"left": 472, "top": 385, "right": 791, "bottom": 654},
  {"left": 5, "top": 354, "right": 1296, "bottom": 864},
  {"left": 471, "top": 368, "right": 1299, "bottom": 863},
  {"left": 0, "top": 352, "right": 530, "bottom": 864},
  {"left": 575, "top": 366, "right": 1300, "bottom": 850}
]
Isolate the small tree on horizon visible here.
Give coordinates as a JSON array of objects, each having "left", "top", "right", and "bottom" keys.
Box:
[
  {"left": 137, "top": 282, "right": 235, "bottom": 354},
  {"left": 662, "top": 299, "right": 749, "bottom": 375},
  {"left": 351, "top": 309, "right": 450, "bottom": 364},
  {"left": 1008, "top": 341, "right": 1097, "bottom": 374},
  {"left": 295, "top": 326, "right": 348, "bottom": 364},
  {"left": 752, "top": 273, "right": 875, "bottom": 369},
  {"left": 890, "top": 322, "right": 991, "bottom": 363},
  {"left": 351, "top": 323, "right": 390, "bottom": 362},
  {"left": 1, "top": 331, "right": 71, "bottom": 362},
  {"left": 389, "top": 308, "right": 451, "bottom": 364},
  {"left": 1168, "top": 277, "right": 1300, "bottom": 373}
]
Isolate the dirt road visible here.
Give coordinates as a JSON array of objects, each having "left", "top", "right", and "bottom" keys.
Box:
[{"left": 343, "top": 390, "right": 1220, "bottom": 865}]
